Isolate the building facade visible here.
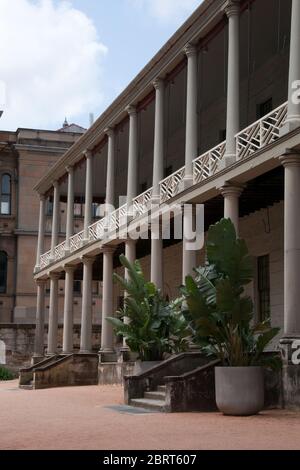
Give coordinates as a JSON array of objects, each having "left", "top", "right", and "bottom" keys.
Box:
[
  {"left": 0, "top": 123, "right": 104, "bottom": 327},
  {"left": 32, "top": 0, "right": 300, "bottom": 405}
]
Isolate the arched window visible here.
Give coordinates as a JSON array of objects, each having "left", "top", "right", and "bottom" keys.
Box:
[
  {"left": 0, "top": 251, "right": 8, "bottom": 294},
  {"left": 0, "top": 174, "right": 11, "bottom": 215}
]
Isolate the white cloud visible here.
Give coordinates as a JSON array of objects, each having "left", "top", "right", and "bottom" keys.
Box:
[
  {"left": 130, "top": 0, "right": 201, "bottom": 24},
  {"left": 0, "top": 0, "right": 108, "bottom": 130}
]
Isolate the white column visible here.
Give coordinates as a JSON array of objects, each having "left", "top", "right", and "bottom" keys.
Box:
[
  {"left": 47, "top": 272, "right": 60, "bottom": 355},
  {"left": 33, "top": 279, "right": 46, "bottom": 359},
  {"left": 65, "top": 166, "right": 74, "bottom": 252},
  {"left": 221, "top": 184, "right": 244, "bottom": 235},
  {"left": 83, "top": 150, "right": 93, "bottom": 242},
  {"left": 282, "top": 0, "right": 300, "bottom": 133},
  {"left": 50, "top": 181, "right": 60, "bottom": 260},
  {"left": 105, "top": 128, "right": 115, "bottom": 208},
  {"left": 101, "top": 248, "right": 115, "bottom": 353},
  {"left": 80, "top": 257, "right": 94, "bottom": 353},
  {"left": 182, "top": 43, "right": 198, "bottom": 189},
  {"left": 224, "top": 0, "right": 240, "bottom": 165},
  {"left": 62, "top": 265, "right": 75, "bottom": 354},
  {"left": 151, "top": 78, "right": 164, "bottom": 290},
  {"left": 126, "top": 105, "right": 138, "bottom": 211},
  {"left": 182, "top": 208, "right": 197, "bottom": 283},
  {"left": 152, "top": 78, "right": 165, "bottom": 202},
  {"left": 35, "top": 195, "right": 46, "bottom": 271},
  {"left": 280, "top": 152, "right": 300, "bottom": 335}
]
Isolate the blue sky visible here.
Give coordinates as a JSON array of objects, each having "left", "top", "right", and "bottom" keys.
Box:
[{"left": 0, "top": 0, "right": 200, "bottom": 131}]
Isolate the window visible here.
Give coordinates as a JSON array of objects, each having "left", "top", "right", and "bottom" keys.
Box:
[
  {"left": 0, "top": 251, "right": 8, "bottom": 294},
  {"left": 257, "top": 98, "right": 273, "bottom": 119},
  {"left": 257, "top": 255, "right": 270, "bottom": 322},
  {"left": 74, "top": 203, "right": 83, "bottom": 217},
  {"left": 92, "top": 203, "right": 101, "bottom": 218},
  {"left": 74, "top": 280, "right": 81, "bottom": 296},
  {"left": 0, "top": 174, "right": 11, "bottom": 215},
  {"left": 46, "top": 199, "right": 53, "bottom": 217},
  {"left": 219, "top": 129, "right": 226, "bottom": 141}
]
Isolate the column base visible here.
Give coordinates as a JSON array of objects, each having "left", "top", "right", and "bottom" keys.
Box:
[
  {"left": 279, "top": 119, "right": 300, "bottom": 137},
  {"left": 279, "top": 337, "right": 300, "bottom": 409},
  {"left": 219, "top": 153, "right": 236, "bottom": 169},
  {"left": 179, "top": 176, "right": 193, "bottom": 192},
  {"left": 99, "top": 350, "right": 117, "bottom": 363},
  {"left": 79, "top": 349, "right": 93, "bottom": 355}
]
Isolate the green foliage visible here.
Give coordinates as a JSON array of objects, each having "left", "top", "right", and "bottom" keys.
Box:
[
  {"left": 107, "top": 255, "right": 189, "bottom": 361},
  {"left": 0, "top": 366, "right": 14, "bottom": 381},
  {"left": 181, "top": 219, "right": 281, "bottom": 369}
]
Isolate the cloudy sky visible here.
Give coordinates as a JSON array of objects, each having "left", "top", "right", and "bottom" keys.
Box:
[{"left": 0, "top": 0, "right": 201, "bottom": 131}]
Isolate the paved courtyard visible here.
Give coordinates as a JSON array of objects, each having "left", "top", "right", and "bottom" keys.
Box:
[{"left": 0, "top": 380, "right": 300, "bottom": 450}]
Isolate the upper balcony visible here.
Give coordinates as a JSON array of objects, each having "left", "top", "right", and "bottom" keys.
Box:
[{"left": 37, "top": 100, "right": 288, "bottom": 273}]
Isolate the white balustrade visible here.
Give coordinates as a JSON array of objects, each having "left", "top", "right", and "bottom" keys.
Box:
[
  {"left": 133, "top": 187, "right": 153, "bottom": 216},
  {"left": 37, "top": 102, "right": 289, "bottom": 272},
  {"left": 193, "top": 141, "right": 226, "bottom": 184},
  {"left": 236, "top": 102, "right": 287, "bottom": 161},
  {"left": 159, "top": 167, "right": 185, "bottom": 203}
]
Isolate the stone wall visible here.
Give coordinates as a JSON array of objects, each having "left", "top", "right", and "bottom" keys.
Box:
[{"left": 0, "top": 324, "right": 101, "bottom": 373}]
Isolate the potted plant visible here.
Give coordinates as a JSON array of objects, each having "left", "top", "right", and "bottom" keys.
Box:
[
  {"left": 107, "top": 255, "right": 189, "bottom": 374},
  {"left": 182, "top": 219, "right": 281, "bottom": 416}
]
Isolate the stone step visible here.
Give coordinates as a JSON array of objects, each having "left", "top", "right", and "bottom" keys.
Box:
[
  {"left": 19, "top": 384, "right": 33, "bottom": 390},
  {"left": 144, "top": 390, "right": 166, "bottom": 400},
  {"left": 157, "top": 385, "right": 166, "bottom": 393},
  {"left": 130, "top": 398, "right": 165, "bottom": 412}
]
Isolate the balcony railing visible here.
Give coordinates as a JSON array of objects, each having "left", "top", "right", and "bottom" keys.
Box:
[{"left": 38, "top": 101, "right": 288, "bottom": 271}]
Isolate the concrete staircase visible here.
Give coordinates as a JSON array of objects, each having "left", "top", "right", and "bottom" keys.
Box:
[
  {"left": 19, "top": 353, "right": 98, "bottom": 389},
  {"left": 130, "top": 385, "right": 167, "bottom": 412}
]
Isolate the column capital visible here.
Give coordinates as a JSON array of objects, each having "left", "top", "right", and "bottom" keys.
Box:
[
  {"left": 66, "top": 164, "right": 74, "bottom": 174},
  {"left": 81, "top": 255, "right": 95, "bottom": 266},
  {"left": 101, "top": 246, "right": 116, "bottom": 255},
  {"left": 184, "top": 43, "right": 197, "bottom": 58},
  {"left": 63, "top": 264, "right": 76, "bottom": 274},
  {"left": 280, "top": 150, "right": 300, "bottom": 168},
  {"left": 39, "top": 193, "right": 46, "bottom": 202},
  {"left": 83, "top": 149, "right": 93, "bottom": 159},
  {"left": 52, "top": 180, "right": 59, "bottom": 190},
  {"left": 220, "top": 183, "right": 245, "bottom": 198},
  {"left": 224, "top": 0, "right": 240, "bottom": 18},
  {"left": 48, "top": 272, "right": 61, "bottom": 281},
  {"left": 36, "top": 278, "right": 47, "bottom": 287},
  {"left": 152, "top": 77, "right": 164, "bottom": 91},
  {"left": 126, "top": 104, "right": 137, "bottom": 116},
  {"left": 104, "top": 127, "right": 115, "bottom": 138}
]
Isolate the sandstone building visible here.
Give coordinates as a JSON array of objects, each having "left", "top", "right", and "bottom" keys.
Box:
[{"left": 20, "top": 0, "right": 300, "bottom": 407}]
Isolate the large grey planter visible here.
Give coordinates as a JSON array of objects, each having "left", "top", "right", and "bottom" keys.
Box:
[
  {"left": 215, "top": 366, "right": 264, "bottom": 416},
  {"left": 133, "top": 361, "right": 162, "bottom": 375}
]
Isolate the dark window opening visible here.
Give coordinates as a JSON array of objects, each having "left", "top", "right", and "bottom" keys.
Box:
[
  {"left": 140, "top": 182, "right": 148, "bottom": 194},
  {"left": 0, "top": 251, "right": 8, "bottom": 294},
  {"left": 257, "top": 255, "right": 270, "bottom": 322},
  {"left": 74, "top": 280, "right": 81, "bottom": 295},
  {"left": 219, "top": 129, "right": 226, "bottom": 141},
  {"left": 257, "top": 98, "right": 273, "bottom": 119},
  {"left": 164, "top": 166, "right": 173, "bottom": 178},
  {"left": 1, "top": 174, "right": 11, "bottom": 215},
  {"left": 46, "top": 199, "right": 53, "bottom": 217}
]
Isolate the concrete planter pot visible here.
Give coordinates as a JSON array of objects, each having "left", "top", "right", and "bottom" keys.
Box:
[
  {"left": 133, "top": 361, "right": 162, "bottom": 375},
  {"left": 215, "top": 366, "right": 264, "bottom": 416}
]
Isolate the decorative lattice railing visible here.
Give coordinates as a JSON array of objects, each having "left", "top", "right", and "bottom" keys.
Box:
[
  {"left": 236, "top": 102, "right": 287, "bottom": 161},
  {"left": 40, "top": 250, "right": 52, "bottom": 270},
  {"left": 193, "top": 141, "right": 226, "bottom": 184},
  {"left": 133, "top": 187, "right": 153, "bottom": 216},
  {"left": 159, "top": 167, "right": 185, "bottom": 203},
  {"left": 37, "top": 102, "right": 289, "bottom": 271}
]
